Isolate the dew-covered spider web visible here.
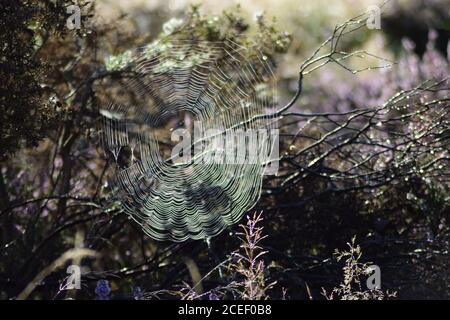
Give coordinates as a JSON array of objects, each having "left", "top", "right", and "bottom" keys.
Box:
[{"left": 101, "top": 35, "right": 279, "bottom": 241}]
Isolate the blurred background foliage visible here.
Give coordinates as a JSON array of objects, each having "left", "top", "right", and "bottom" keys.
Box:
[{"left": 0, "top": 0, "right": 449, "bottom": 299}]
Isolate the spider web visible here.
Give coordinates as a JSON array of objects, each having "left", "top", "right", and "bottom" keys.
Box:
[{"left": 101, "top": 36, "right": 278, "bottom": 241}]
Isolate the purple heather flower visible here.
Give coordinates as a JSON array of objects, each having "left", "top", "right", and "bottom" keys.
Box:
[
  {"left": 133, "top": 287, "right": 144, "bottom": 300},
  {"left": 208, "top": 292, "right": 220, "bottom": 300},
  {"left": 95, "top": 279, "right": 111, "bottom": 300}
]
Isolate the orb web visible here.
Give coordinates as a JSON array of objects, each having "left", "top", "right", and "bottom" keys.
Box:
[{"left": 101, "top": 36, "right": 278, "bottom": 241}]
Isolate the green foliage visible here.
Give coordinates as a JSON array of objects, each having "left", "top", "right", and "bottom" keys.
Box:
[
  {"left": 105, "top": 50, "right": 133, "bottom": 72},
  {"left": 0, "top": 0, "right": 90, "bottom": 160},
  {"left": 103, "top": 5, "right": 291, "bottom": 74}
]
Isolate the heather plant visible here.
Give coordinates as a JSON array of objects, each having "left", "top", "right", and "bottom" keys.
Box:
[
  {"left": 176, "top": 213, "right": 274, "bottom": 300},
  {"left": 323, "top": 237, "right": 396, "bottom": 300},
  {"left": 258, "top": 11, "right": 449, "bottom": 298},
  {"left": 0, "top": 4, "right": 291, "bottom": 299},
  {"left": 0, "top": 1, "right": 449, "bottom": 300},
  {"left": 304, "top": 30, "right": 450, "bottom": 114},
  {"left": 0, "top": 0, "right": 92, "bottom": 161},
  {"left": 229, "top": 212, "right": 276, "bottom": 300},
  {"left": 95, "top": 279, "right": 111, "bottom": 300}
]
